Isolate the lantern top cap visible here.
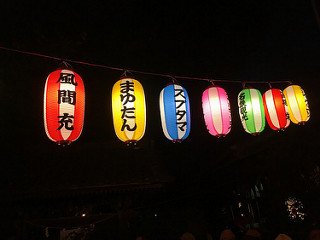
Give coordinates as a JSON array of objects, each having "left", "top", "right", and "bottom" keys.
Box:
[
  {"left": 242, "top": 82, "right": 248, "bottom": 89},
  {"left": 164, "top": 76, "right": 180, "bottom": 87},
  {"left": 286, "top": 81, "right": 294, "bottom": 85},
  {"left": 169, "top": 76, "right": 178, "bottom": 84},
  {"left": 241, "top": 82, "right": 259, "bottom": 89},
  {"left": 120, "top": 70, "right": 134, "bottom": 79},
  {"left": 209, "top": 80, "right": 216, "bottom": 86},
  {"left": 241, "top": 85, "right": 257, "bottom": 90},
  {"left": 57, "top": 61, "right": 74, "bottom": 70}
]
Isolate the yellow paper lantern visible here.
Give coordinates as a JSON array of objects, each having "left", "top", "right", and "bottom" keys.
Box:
[
  {"left": 112, "top": 78, "right": 146, "bottom": 144},
  {"left": 283, "top": 85, "right": 310, "bottom": 124}
]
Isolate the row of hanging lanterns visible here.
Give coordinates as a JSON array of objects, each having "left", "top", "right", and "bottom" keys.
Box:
[
  {"left": 43, "top": 68, "right": 310, "bottom": 145},
  {"left": 237, "top": 85, "right": 310, "bottom": 135}
]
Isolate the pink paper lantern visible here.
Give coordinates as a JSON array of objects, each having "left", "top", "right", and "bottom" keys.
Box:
[{"left": 202, "top": 86, "right": 231, "bottom": 137}]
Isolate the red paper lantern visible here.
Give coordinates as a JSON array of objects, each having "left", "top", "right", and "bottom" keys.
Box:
[
  {"left": 44, "top": 69, "right": 85, "bottom": 145},
  {"left": 262, "top": 88, "right": 290, "bottom": 131}
]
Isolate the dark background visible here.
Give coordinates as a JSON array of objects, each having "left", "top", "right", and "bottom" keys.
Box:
[{"left": 0, "top": 1, "right": 320, "bottom": 239}]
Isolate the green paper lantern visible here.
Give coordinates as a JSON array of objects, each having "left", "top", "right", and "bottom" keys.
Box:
[{"left": 238, "top": 88, "right": 265, "bottom": 135}]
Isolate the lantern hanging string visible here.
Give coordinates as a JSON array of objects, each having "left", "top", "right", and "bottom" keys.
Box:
[{"left": 0, "top": 45, "right": 293, "bottom": 85}]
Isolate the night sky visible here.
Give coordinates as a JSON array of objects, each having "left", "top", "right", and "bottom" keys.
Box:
[{"left": 1, "top": 0, "right": 320, "bottom": 237}]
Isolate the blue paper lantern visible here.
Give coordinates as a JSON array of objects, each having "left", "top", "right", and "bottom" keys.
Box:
[{"left": 159, "top": 84, "right": 191, "bottom": 142}]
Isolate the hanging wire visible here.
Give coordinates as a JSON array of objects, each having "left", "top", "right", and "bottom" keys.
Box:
[
  {"left": 0, "top": 45, "right": 293, "bottom": 85},
  {"left": 0, "top": 46, "right": 124, "bottom": 72}
]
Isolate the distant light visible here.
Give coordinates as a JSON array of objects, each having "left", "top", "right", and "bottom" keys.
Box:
[
  {"left": 154, "top": 213, "right": 158, "bottom": 217},
  {"left": 81, "top": 213, "right": 86, "bottom": 217},
  {"left": 285, "top": 197, "right": 305, "bottom": 221}
]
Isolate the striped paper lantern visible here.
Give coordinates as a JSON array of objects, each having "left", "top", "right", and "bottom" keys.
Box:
[
  {"left": 159, "top": 84, "right": 191, "bottom": 142},
  {"left": 283, "top": 85, "right": 310, "bottom": 124},
  {"left": 202, "top": 86, "right": 231, "bottom": 137},
  {"left": 238, "top": 88, "right": 265, "bottom": 135},
  {"left": 112, "top": 78, "right": 146, "bottom": 144},
  {"left": 44, "top": 69, "right": 85, "bottom": 145},
  {"left": 263, "top": 88, "right": 290, "bottom": 131}
]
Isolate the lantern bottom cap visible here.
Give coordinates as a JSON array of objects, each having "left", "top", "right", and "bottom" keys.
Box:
[
  {"left": 125, "top": 140, "right": 137, "bottom": 146},
  {"left": 277, "top": 128, "right": 287, "bottom": 132},
  {"left": 250, "top": 133, "right": 261, "bottom": 136},
  {"left": 57, "top": 140, "right": 72, "bottom": 146},
  {"left": 215, "top": 134, "right": 227, "bottom": 138}
]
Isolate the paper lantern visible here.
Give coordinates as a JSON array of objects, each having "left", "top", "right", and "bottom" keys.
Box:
[
  {"left": 159, "top": 84, "right": 191, "bottom": 142},
  {"left": 238, "top": 88, "right": 265, "bottom": 135},
  {"left": 112, "top": 78, "right": 146, "bottom": 144},
  {"left": 263, "top": 88, "right": 290, "bottom": 131},
  {"left": 44, "top": 69, "right": 85, "bottom": 145},
  {"left": 283, "top": 85, "right": 310, "bottom": 124},
  {"left": 202, "top": 86, "right": 231, "bottom": 137}
]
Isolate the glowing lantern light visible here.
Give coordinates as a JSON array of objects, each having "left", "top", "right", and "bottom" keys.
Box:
[
  {"left": 112, "top": 78, "right": 146, "bottom": 144},
  {"left": 202, "top": 86, "right": 231, "bottom": 137},
  {"left": 44, "top": 69, "right": 85, "bottom": 145},
  {"left": 283, "top": 85, "right": 310, "bottom": 124},
  {"left": 262, "top": 88, "right": 290, "bottom": 131},
  {"left": 159, "top": 84, "right": 191, "bottom": 142},
  {"left": 238, "top": 88, "right": 265, "bottom": 135}
]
